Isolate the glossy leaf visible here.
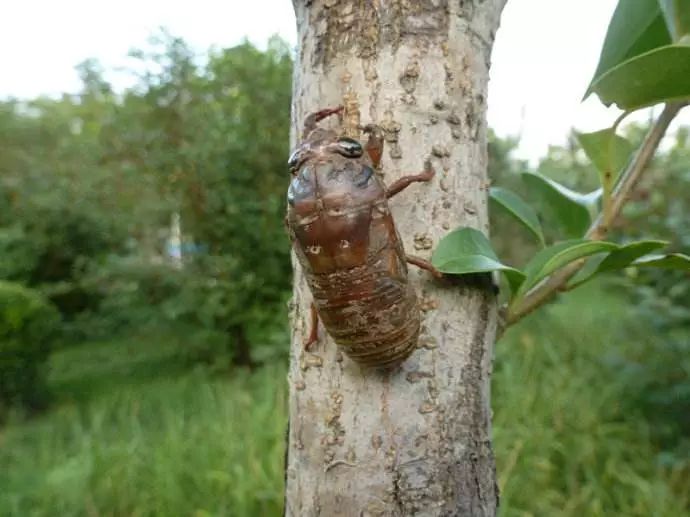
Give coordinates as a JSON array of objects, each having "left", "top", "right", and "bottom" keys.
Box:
[
  {"left": 568, "top": 240, "right": 668, "bottom": 288},
  {"left": 575, "top": 129, "right": 634, "bottom": 188},
  {"left": 600, "top": 241, "right": 670, "bottom": 271},
  {"left": 587, "top": 0, "right": 671, "bottom": 97},
  {"left": 521, "top": 172, "right": 599, "bottom": 238},
  {"left": 658, "top": 0, "right": 690, "bottom": 40},
  {"left": 590, "top": 44, "right": 690, "bottom": 110},
  {"left": 516, "top": 240, "right": 619, "bottom": 299},
  {"left": 432, "top": 227, "right": 525, "bottom": 292},
  {"left": 632, "top": 253, "right": 690, "bottom": 269},
  {"left": 489, "top": 187, "right": 545, "bottom": 246}
]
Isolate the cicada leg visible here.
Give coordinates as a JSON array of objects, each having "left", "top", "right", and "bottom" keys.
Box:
[
  {"left": 386, "top": 160, "right": 435, "bottom": 199},
  {"left": 406, "top": 254, "right": 443, "bottom": 279}
]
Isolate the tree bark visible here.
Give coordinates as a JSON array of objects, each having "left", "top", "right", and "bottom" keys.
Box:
[{"left": 286, "top": 2, "right": 507, "bottom": 515}]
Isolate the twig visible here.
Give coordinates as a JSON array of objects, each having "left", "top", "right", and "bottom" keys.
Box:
[
  {"left": 602, "top": 109, "right": 632, "bottom": 225},
  {"left": 590, "top": 103, "right": 685, "bottom": 240},
  {"left": 499, "top": 102, "right": 686, "bottom": 334}
]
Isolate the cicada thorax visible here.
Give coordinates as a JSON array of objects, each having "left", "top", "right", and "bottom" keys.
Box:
[{"left": 287, "top": 156, "right": 420, "bottom": 368}]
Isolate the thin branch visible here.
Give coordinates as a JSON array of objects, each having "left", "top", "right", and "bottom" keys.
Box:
[
  {"left": 602, "top": 109, "right": 632, "bottom": 225},
  {"left": 500, "top": 102, "right": 686, "bottom": 334},
  {"left": 590, "top": 102, "right": 685, "bottom": 239}
]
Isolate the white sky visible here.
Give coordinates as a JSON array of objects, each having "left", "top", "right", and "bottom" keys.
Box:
[{"left": 1, "top": 0, "right": 688, "bottom": 161}]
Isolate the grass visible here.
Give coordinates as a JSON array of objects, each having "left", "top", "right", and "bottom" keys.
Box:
[
  {"left": 493, "top": 285, "right": 689, "bottom": 516},
  {"left": 0, "top": 338, "right": 287, "bottom": 516},
  {"left": 0, "top": 284, "right": 688, "bottom": 516}
]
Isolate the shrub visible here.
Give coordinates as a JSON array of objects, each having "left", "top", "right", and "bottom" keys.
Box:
[
  {"left": 610, "top": 127, "right": 690, "bottom": 461},
  {"left": 0, "top": 197, "right": 127, "bottom": 322},
  {"left": 78, "top": 254, "right": 290, "bottom": 367},
  {"left": 0, "top": 281, "right": 60, "bottom": 417},
  {"left": 0, "top": 226, "right": 40, "bottom": 282}
]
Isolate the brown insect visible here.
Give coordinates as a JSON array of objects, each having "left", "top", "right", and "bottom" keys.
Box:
[{"left": 286, "top": 106, "right": 440, "bottom": 368}]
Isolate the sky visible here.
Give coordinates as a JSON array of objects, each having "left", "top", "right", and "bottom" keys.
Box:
[{"left": 1, "top": 0, "right": 688, "bottom": 161}]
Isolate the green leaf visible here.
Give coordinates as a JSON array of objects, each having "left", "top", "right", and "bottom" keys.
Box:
[
  {"left": 516, "top": 240, "right": 619, "bottom": 299},
  {"left": 432, "top": 227, "right": 525, "bottom": 292},
  {"left": 599, "top": 240, "right": 669, "bottom": 271},
  {"left": 590, "top": 44, "right": 690, "bottom": 110},
  {"left": 489, "top": 187, "right": 545, "bottom": 246},
  {"left": 521, "top": 173, "right": 599, "bottom": 238},
  {"left": 575, "top": 129, "right": 634, "bottom": 188},
  {"left": 586, "top": 0, "right": 671, "bottom": 97},
  {"left": 566, "top": 254, "right": 609, "bottom": 290},
  {"left": 632, "top": 253, "right": 690, "bottom": 269},
  {"left": 435, "top": 256, "right": 525, "bottom": 293},
  {"left": 568, "top": 240, "right": 668, "bottom": 288},
  {"left": 658, "top": 0, "right": 690, "bottom": 40}
]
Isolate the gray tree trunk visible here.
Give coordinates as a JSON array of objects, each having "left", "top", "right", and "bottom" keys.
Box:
[{"left": 286, "top": 1, "right": 507, "bottom": 515}]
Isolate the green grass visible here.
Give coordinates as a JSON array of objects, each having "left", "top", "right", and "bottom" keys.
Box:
[
  {"left": 494, "top": 285, "right": 689, "bottom": 516},
  {"left": 0, "top": 338, "right": 286, "bottom": 516},
  {"left": 0, "top": 285, "right": 688, "bottom": 516}
]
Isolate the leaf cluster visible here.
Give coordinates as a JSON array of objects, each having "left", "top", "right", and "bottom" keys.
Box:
[{"left": 434, "top": 0, "right": 690, "bottom": 326}]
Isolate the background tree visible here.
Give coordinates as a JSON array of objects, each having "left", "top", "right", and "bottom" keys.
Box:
[
  {"left": 97, "top": 33, "right": 294, "bottom": 365},
  {"left": 0, "top": 33, "right": 294, "bottom": 367}
]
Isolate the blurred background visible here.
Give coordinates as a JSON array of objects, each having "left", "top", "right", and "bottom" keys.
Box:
[{"left": 0, "top": 1, "right": 688, "bottom": 515}]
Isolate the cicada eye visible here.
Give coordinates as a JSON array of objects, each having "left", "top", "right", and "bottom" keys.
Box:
[
  {"left": 287, "top": 149, "right": 301, "bottom": 173},
  {"left": 335, "top": 137, "right": 363, "bottom": 158}
]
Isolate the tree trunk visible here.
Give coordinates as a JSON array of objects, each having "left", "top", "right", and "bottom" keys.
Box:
[{"left": 286, "top": 1, "right": 507, "bottom": 515}]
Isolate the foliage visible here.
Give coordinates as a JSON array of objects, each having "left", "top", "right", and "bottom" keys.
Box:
[
  {"left": 487, "top": 132, "right": 541, "bottom": 267},
  {"left": 536, "top": 135, "right": 601, "bottom": 192},
  {"left": 481, "top": 3, "right": 690, "bottom": 464},
  {"left": 0, "top": 226, "right": 40, "bottom": 282},
  {"left": 494, "top": 284, "right": 689, "bottom": 516},
  {"left": 93, "top": 33, "right": 293, "bottom": 365},
  {"left": 606, "top": 304, "right": 690, "bottom": 465},
  {"left": 0, "top": 281, "right": 60, "bottom": 417},
  {"left": 620, "top": 126, "right": 690, "bottom": 257},
  {"left": 585, "top": 0, "right": 690, "bottom": 110},
  {"left": 488, "top": 121, "right": 690, "bottom": 463},
  {"left": 610, "top": 125, "right": 690, "bottom": 459},
  {"left": 520, "top": 172, "right": 599, "bottom": 238},
  {"left": 0, "top": 95, "right": 129, "bottom": 317},
  {"left": 431, "top": 228, "right": 524, "bottom": 292},
  {"left": 1, "top": 289, "right": 687, "bottom": 516},
  {"left": 489, "top": 187, "right": 544, "bottom": 246},
  {"left": 74, "top": 253, "right": 290, "bottom": 368},
  {"left": 72, "top": 256, "right": 184, "bottom": 340},
  {"left": 0, "top": 337, "right": 286, "bottom": 516},
  {"left": 434, "top": 1, "right": 690, "bottom": 326},
  {"left": 585, "top": 0, "right": 671, "bottom": 96},
  {"left": 0, "top": 33, "right": 294, "bottom": 365}
]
